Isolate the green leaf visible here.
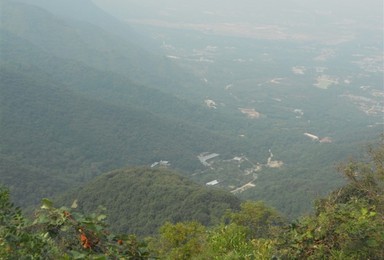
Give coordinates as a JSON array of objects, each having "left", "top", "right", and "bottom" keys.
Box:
[
  {"left": 40, "top": 198, "right": 53, "bottom": 209},
  {"left": 97, "top": 214, "right": 107, "bottom": 221},
  {"left": 70, "top": 250, "right": 87, "bottom": 259},
  {"left": 366, "top": 239, "right": 378, "bottom": 248}
]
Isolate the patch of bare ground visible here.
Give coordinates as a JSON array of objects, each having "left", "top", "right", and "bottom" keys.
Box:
[
  {"left": 231, "top": 181, "right": 256, "bottom": 194},
  {"left": 239, "top": 108, "right": 260, "bottom": 119}
]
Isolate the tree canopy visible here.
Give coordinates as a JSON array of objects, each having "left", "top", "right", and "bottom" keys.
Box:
[{"left": 1, "top": 141, "right": 383, "bottom": 259}]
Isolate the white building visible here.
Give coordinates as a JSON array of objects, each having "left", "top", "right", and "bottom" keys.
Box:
[
  {"left": 206, "top": 180, "right": 219, "bottom": 186},
  {"left": 304, "top": 133, "right": 319, "bottom": 141},
  {"left": 198, "top": 153, "right": 220, "bottom": 166}
]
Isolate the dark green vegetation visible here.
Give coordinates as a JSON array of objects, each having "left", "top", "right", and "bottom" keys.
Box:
[
  {"left": 0, "top": 0, "right": 382, "bottom": 220},
  {"left": 0, "top": 0, "right": 253, "bottom": 208},
  {"left": 1, "top": 0, "right": 382, "bottom": 258},
  {"left": 0, "top": 187, "right": 152, "bottom": 259},
  {"left": 56, "top": 167, "right": 241, "bottom": 236},
  {"left": 0, "top": 63, "right": 246, "bottom": 207},
  {"left": 1, "top": 142, "right": 383, "bottom": 259}
]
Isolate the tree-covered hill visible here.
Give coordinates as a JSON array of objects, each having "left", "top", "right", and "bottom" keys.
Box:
[
  {"left": 1, "top": 0, "right": 381, "bottom": 219},
  {"left": 0, "top": 0, "right": 256, "bottom": 208},
  {"left": 0, "top": 155, "right": 71, "bottom": 209},
  {"left": 0, "top": 64, "right": 248, "bottom": 207},
  {"left": 0, "top": 0, "right": 265, "bottom": 133},
  {"left": 1, "top": 142, "right": 383, "bottom": 259},
  {"left": 0, "top": 27, "right": 252, "bottom": 136},
  {"left": 0, "top": 0, "right": 156, "bottom": 81},
  {"left": 56, "top": 167, "right": 241, "bottom": 236},
  {"left": 0, "top": 0, "right": 206, "bottom": 101}
]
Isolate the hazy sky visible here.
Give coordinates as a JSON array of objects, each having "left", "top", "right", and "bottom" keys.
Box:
[
  {"left": 92, "top": 0, "right": 383, "bottom": 44},
  {"left": 92, "top": 0, "right": 383, "bottom": 23}
]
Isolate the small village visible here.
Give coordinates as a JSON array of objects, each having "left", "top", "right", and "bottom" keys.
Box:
[{"left": 195, "top": 149, "right": 284, "bottom": 195}]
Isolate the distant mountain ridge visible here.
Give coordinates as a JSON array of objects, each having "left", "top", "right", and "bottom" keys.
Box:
[
  {"left": 13, "top": 0, "right": 136, "bottom": 38},
  {"left": 3, "top": 0, "right": 206, "bottom": 100}
]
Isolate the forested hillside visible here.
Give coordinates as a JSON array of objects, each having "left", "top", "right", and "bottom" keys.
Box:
[
  {"left": 0, "top": 63, "right": 250, "bottom": 207},
  {"left": 1, "top": 0, "right": 382, "bottom": 219},
  {"left": 0, "top": 1, "right": 383, "bottom": 258},
  {"left": 0, "top": 0, "right": 207, "bottom": 100},
  {"left": 0, "top": 27, "right": 251, "bottom": 136},
  {"left": 1, "top": 142, "right": 383, "bottom": 259},
  {"left": 0, "top": 0, "right": 254, "bottom": 208},
  {"left": 56, "top": 167, "right": 241, "bottom": 236}
]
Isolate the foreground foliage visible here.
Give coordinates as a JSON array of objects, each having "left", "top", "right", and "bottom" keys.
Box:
[
  {"left": 277, "top": 141, "right": 384, "bottom": 259},
  {"left": 1, "top": 142, "right": 383, "bottom": 259},
  {"left": 148, "top": 141, "right": 384, "bottom": 259},
  {"left": 0, "top": 189, "right": 151, "bottom": 259}
]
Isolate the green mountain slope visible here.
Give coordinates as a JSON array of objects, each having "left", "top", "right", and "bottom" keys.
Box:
[
  {"left": 0, "top": 28, "right": 251, "bottom": 137},
  {"left": 2, "top": 0, "right": 380, "bottom": 220},
  {"left": 0, "top": 1, "right": 255, "bottom": 207},
  {"left": 13, "top": 0, "right": 157, "bottom": 50},
  {"left": 0, "top": 155, "right": 71, "bottom": 209},
  {"left": 0, "top": 0, "right": 203, "bottom": 100},
  {"left": 1, "top": 0, "right": 256, "bottom": 136},
  {"left": 0, "top": 65, "right": 247, "bottom": 206},
  {"left": 56, "top": 167, "right": 241, "bottom": 236}
]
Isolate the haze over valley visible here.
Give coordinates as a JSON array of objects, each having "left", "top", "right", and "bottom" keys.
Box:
[
  {"left": 1, "top": 0, "right": 383, "bottom": 222},
  {"left": 95, "top": 0, "right": 383, "bottom": 216}
]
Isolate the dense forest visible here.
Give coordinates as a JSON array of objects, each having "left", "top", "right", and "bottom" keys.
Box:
[
  {"left": 0, "top": 0, "right": 257, "bottom": 209},
  {"left": 0, "top": 64, "right": 248, "bottom": 207},
  {"left": 55, "top": 167, "right": 242, "bottom": 236},
  {"left": 1, "top": 0, "right": 382, "bottom": 219},
  {"left": 1, "top": 0, "right": 383, "bottom": 258},
  {"left": 1, "top": 142, "right": 383, "bottom": 258}
]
